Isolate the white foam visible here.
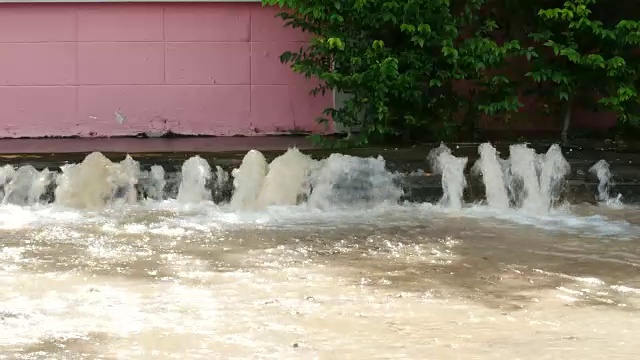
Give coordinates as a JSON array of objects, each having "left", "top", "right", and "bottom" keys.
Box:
[{"left": 0, "top": 199, "right": 636, "bottom": 242}]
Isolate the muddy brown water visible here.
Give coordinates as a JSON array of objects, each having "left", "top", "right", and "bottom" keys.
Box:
[{"left": 1, "top": 201, "right": 639, "bottom": 359}]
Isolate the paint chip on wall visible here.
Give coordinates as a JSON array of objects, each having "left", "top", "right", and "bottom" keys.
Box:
[{"left": 115, "top": 110, "right": 126, "bottom": 124}]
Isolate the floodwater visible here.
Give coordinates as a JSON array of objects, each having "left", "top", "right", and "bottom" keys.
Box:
[{"left": 1, "top": 144, "right": 640, "bottom": 359}]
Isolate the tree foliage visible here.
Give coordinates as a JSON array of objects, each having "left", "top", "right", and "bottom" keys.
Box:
[
  {"left": 262, "top": 0, "right": 640, "bottom": 145},
  {"left": 525, "top": 0, "right": 640, "bottom": 142}
]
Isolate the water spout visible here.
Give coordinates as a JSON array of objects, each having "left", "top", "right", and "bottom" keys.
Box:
[
  {"left": 308, "top": 154, "right": 402, "bottom": 209},
  {"left": 589, "top": 159, "right": 622, "bottom": 206},
  {"left": 428, "top": 144, "right": 468, "bottom": 210},
  {"left": 539, "top": 144, "right": 571, "bottom": 209},
  {"left": 256, "top": 148, "right": 318, "bottom": 207},
  {"left": 1, "top": 165, "right": 52, "bottom": 206},
  {"left": 0, "top": 144, "right": 578, "bottom": 213},
  {"left": 507, "top": 144, "right": 570, "bottom": 213},
  {"left": 507, "top": 144, "right": 541, "bottom": 211},
  {"left": 230, "top": 150, "right": 268, "bottom": 210},
  {"left": 473, "top": 143, "right": 510, "bottom": 209},
  {"left": 144, "top": 165, "right": 166, "bottom": 201},
  {"left": 177, "top": 156, "right": 212, "bottom": 204},
  {"left": 55, "top": 152, "right": 140, "bottom": 209}
]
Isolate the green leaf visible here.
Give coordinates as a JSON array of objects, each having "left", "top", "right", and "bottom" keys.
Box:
[
  {"left": 279, "top": 51, "right": 293, "bottom": 64},
  {"left": 330, "top": 14, "right": 344, "bottom": 23},
  {"left": 559, "top": 48, "right": 581, "bottom": 62},
  {"left": 327, "top": 37, "right": 345, "bottom": 50},
  {"left": 418, "top": 24, "right": 432, "bottom": 34},
  {"left": 400, "top": 24, "right": 416, "bottom": 34},
  {"left": 411, "top": 36, "right": 425, "bottom": 47}
]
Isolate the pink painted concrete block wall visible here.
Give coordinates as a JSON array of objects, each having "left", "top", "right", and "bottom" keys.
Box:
[{"left": 0, "top": 3, "right": 333, "bottom": 138}]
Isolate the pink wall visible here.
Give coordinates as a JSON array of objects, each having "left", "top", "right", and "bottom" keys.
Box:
[{"left": 0, "top": 3, "right": 333, "bottom": 138}]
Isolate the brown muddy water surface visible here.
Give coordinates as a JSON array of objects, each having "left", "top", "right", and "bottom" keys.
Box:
[
  {"left": 1, "top": 144, "right": 640, "bottom": 359},
  {"left": 1, "top": 202, "right": 639, "bottom": 359}
]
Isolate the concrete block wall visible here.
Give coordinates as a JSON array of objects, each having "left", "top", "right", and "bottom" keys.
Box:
[{"left": 0, "top": 3, "right": 333, "bottom": 138}]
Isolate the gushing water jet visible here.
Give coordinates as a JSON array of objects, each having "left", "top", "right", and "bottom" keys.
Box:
[
  {"left": 55, "top": 152, "right": 140, "bottom": 209},
  {"left": 506, "top": 144, "right": 570, "bottom": 213},
  {"left": 256, "top": 148, "right": 318, "bottom": 207},
  {"left": 230, "top": 150, "right": 268, "bottom": 210},
  {"left": 0, "top": 143, "right": 579, "bottom": 212},
  {"left": 538, "top": 144, "right": 571, "bottom": 209},
  {"left": 307, "top": 154, "right": 402, "bottom": 209},
  {"left": 1, "top": 165, "right": 52, "bottom": 206},
  {"left": 507, "top": 144, "right": 541, "bottom": 211},
  {"left": 428, "top": 144, "right": 468, "bottom": 210},
  {"left": 473, "top": 143, "right": 509, "bottom": 209},
  {"left": 143, "top": 165, "right": 166, "bottom": 201},
  {"left": 177, "top": 156, "right": 212, "bottom": 204},
  {"left": 589, "top": 159, "right": 622, "bottom": 206}
]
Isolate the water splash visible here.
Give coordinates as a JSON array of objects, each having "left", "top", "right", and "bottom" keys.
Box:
[
  {"left": 256, "top": 148, "right": 318, "bottom": 207},
  {"left": 112, "top": 155, "right": 140, "bottom": 204},
  {"left": 505, "top": 144, "right": 570, "bottom": 213},
  {"left": 538, "top": 144, "right": 571, "bottom": 210},
  {"left": 473, "top": 143, "right": 509, "bottom": 209},
  {"left": 432, "top": 143, "right": 571, "bottom": 212},
  {"left": 0, "top": 164, "right": 14, "bottom": 177},
  {"left": 143, "top": 165, "right": 166, "bottom": 201},
  {"left": 428, "top": 144, "right": 468, "bottom": 210},
  {"left": 177, "top": 156, "right": 212, "bottom": 204},
  {"left": 0, "top": 165, "right": 52, "bottom": 206},
  {"left": 507, "top": 144, "right": 542, "bottom": 211},
  {"left": 0, "top": 149, "right": 402, "bottom": 211},
  {"left": 55, "top": 152, "right": 140, "bottom": 209},
  {"left": 589, "top": 159, "right": 622, "bottom": 207},
  {"left": 0, "top": 144, "right": 576, "bottom": 214},
  {"left": 230, "top": 150, "right": 268, "bottom": 210},
  {"left": 307, "top": 153, "right": 403, "bottom": 209},
  {"left": 227, "top": 148, "right": 318, "bottom": 210},
  {"left": 212, "top": 165, "right": 230, "bottom": 203}
]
